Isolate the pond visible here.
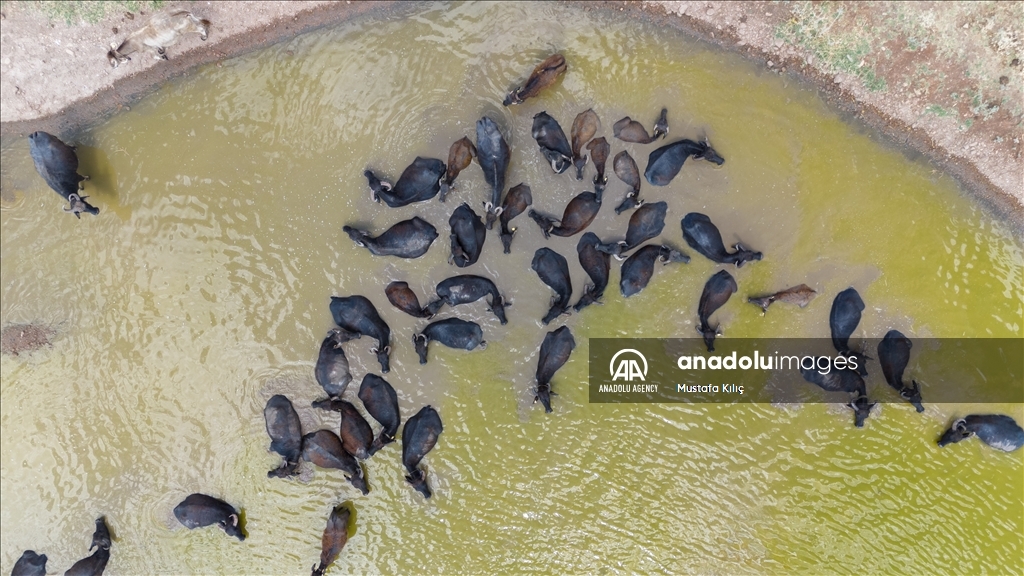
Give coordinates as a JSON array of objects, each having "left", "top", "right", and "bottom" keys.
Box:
[{"left": 1, "top": 2, "right": 1022, "bottom": 574}]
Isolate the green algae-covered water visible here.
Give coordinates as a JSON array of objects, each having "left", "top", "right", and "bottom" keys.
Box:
[{"left": 2, "top": 3, "right": 1022, "bottom": 574}]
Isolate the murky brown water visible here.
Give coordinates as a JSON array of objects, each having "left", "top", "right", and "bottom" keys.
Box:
[{"left": 2, "top": 2, "right": 1022, "bottom": 574}]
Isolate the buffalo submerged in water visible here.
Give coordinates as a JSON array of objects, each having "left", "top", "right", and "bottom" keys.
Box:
[
  {"left": 573, "top": 232, "right": 611, "bottom": 312},
  {"left": 502, "top": 53, "right": 566, "bottom": 106},
  {"left": 385, "top": 281, "right": 434, "bottom": 318},
  {"left": 427, "top": 274, "right": 509, "bottom": 324},
  {"left": 612, "top": 108, "right": 668, "bottom": 144},
  {"left": 11, "top": 551, "right": 47, "bottom": 576},
  {"left": 364, "top": 157, "right": 446, "bottom": 208},
  {"left": 938, "top": 415, "right": 1024, "bottom": 452},
  {"left": 531, "top": 111, "right": 573, "bottom": 174},
  {"left": 497, "top": 183, "right": 533, "bottom": 253},
  {"left": 644, "top": 138, "right": 724, "bottom": 186},
  {"left": 311, "top": 504, "right": 352, "bottom": 576},
  {"left": 402, "top": 406, "right": 444, "bottom": 498},
  {"left": 264, "top": 394, "right": 303, "bottom": 478},
  {"left": 681, "top": 212, "right": 762, "bottom": 267},
  {"left": 528, "top": 190, "right": 602, "bottom": 238},
  {"left": 28, "top": 131, "right": 100, "bottom": 217},
  {"left": 413, "top": 318, "right": 486, "bottom": 364},
  {"left": 531, "top": 247, "right": 573, "bottom": 324},
  {"left": 311, "top": 398, "right": 375, "bottom": 460},
  {"left": 619, "top": 244, "right": 688, "bottom": 298},
  {"left": 534, "top": 326, "right": 576, "bottom": 412},
  {"left": 344, "top": 217, "right": 438, "bottom": 259},
  {"left": 448, "top": 202, "right": 487, "bottom": 267},
  {"left": 301, "top": 430, "right": 370, "bottom": 494},
  {"left": 829, "top": 287, "right": 868, "bottom": 375},
  {"left": 358, "top": 374, "right": 401, "bottom": 455},
  {"left": 476, "top": 116, "right": 511, "bottom": 229},
  {"left": 570, "top": 109, "right": 600, "bottom": 180},
  {"left": 696, "top": 269, "right": 737, "bottom": 352},
  {"left": 314, "top": 328, "right": 358, "bottom": 398},
  {"left": 597, "top": 201, "right": 668, "bottom": 257},
  {"left": 612, "top": 150, "right": 643, "bottom": 214},
  {"left": 877, "top": 330, "right": 924, "bottom": 412},
  {"left": 173, "top": 494, "right": 246, "bottom": 541},
  {"left": 329, "top": 295, "right": 392, "bottom": 373},
  {"left": 64, "top": 517, "right": 112, "bottom": 576},
  {"left": 440, "top": 137, "right": 476, "bottom": 201}
]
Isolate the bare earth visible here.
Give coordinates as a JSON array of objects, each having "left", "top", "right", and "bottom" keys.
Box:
[{"left": 0, "top": 0, "right": 1021, "bottom": 229}]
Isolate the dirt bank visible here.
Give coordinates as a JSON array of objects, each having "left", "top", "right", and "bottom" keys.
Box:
[
  {"left": 1, "top": 0, "right": 1021, "bottom": 228},
  {"left": 0, "top": 1, "right": 405, "bottom": 136}
]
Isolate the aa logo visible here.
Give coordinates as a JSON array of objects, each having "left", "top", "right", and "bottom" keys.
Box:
[{"left": 610, "top": 349, "right": 648, "bottom": 382}]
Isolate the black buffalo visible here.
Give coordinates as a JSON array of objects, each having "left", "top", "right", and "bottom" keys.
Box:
[
  {"left": 877, "top": 330, "right": 924, "bottom": 412},
  {"left": 344, "top": 217, "right": 438, "bottom": 259},
  {"left": 620, "top": 244, "right": 688, "bottom": 298},
  {"left": 681, "top": 212, "right": 762, "bottom": 267},
  {"left": 531, "top": 247, "right": 573, "bottom": 324},
  {"left": 597, "top": 201, "right": 667, "bottom": 257},
  {"left": 645, "top": 138, "right": 724, "bottom": 186},
  {"left": 28, "top": 131, "right": 99, "bottom": 217},
  {"left": 413, "top": 318, "right": 486, "bottom": 364},
  {"left": 573, "top": 232, "right": 611, "bottom": 312},
  {"left": 428, "top": 275, "right": 508, "bottom": 324},
  {"left": 66, "top": 517, "right": 112, "bottom": 576},
  {"left": 476, "top": 116, "right": 511, "bottom": 229},
  {"left": 264, "top": 395, "right": 302, "bottom": 478},
  {"left": 315, "top": 328, "right": 357, "bottom": 398},
  {"left": 402, "top": 406, "right": 444, "bottom": 498},
  {"left": 449, "top": 203, "right": 486, "bottom": 267},
  {"left": 358, "top": 374, "right": 400, "bottom": 456},
  {"left": 11, "top": 551, "right": 47, "bottom": 576},
  {"left": 697, "top": 270, "right": 737, "bottom": 352},
  {"left": 535, "top": 326, "right": 576, "bottom": 412},
  {"left": 829, "top": 287, "right": 867, "bottom": 375},
  {"left": 329, "top": 296, "right": 391, "bottom": 373},
  {"left": 938, "top": 414, "right": 1024, "bottom": 452},
  {"left": 364, "top": 157, "right": 445, "bottom": 208},
  {"left": 173, "top": 494, "right": 245, "bottom": 541},
  {"left": 799, "top": 364, "right": 875, "bottom": 428},
  {"left": 498, "top": 183, "right": 533, "bottom": 254},
  {"left": 532, "top": 111, "right": 572, "bottom": 174}
]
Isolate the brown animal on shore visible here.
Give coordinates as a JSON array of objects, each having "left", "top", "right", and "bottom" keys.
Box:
[
  {"left": 503, "top": 54, "right": 566, "bottom": 106},
  {"left": 107, "top": 11, "right": 210, "bottom": 68}
]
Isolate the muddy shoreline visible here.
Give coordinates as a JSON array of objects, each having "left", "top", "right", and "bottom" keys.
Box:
[{"left": 1, "top": 0, "right": 1020, "bottom": 231}]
